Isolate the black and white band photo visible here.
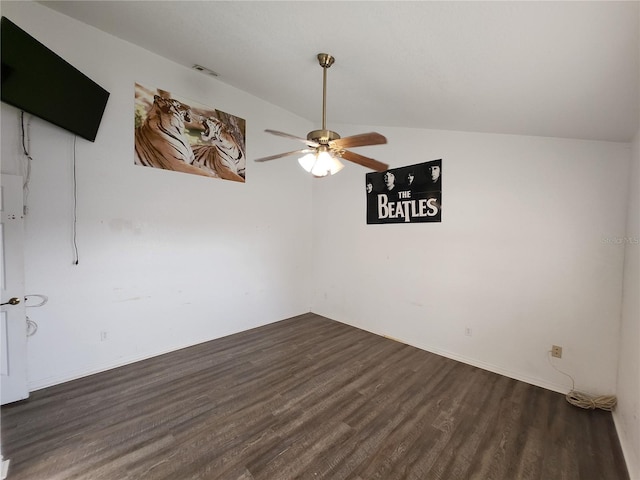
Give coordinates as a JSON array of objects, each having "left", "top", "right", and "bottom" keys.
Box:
[{"left": 366, "top": 159, "right": 442, "bottom": 224}]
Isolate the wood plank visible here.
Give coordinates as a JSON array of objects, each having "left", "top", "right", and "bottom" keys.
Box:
[{"left": 0, "top": 314, "right": 629, "bottom": 479}]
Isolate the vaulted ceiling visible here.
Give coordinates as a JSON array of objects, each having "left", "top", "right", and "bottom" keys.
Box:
[{"left": 42, "top": 1, "right": 639, "bottom": 142}]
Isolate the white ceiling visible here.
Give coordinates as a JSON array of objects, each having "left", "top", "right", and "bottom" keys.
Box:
[{"left": 42, "top": 1, "right": 639, "bottom": 142}]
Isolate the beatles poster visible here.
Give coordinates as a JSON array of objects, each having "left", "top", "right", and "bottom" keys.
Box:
[{"left": 366, "top": 159, "right": 442, "bottom": 224}]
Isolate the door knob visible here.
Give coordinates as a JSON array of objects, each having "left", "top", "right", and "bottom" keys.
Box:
[{"left": 1, "top": 297, "right": 21, "bottom": 306}]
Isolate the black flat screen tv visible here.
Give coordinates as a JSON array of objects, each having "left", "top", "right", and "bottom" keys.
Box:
[{"left": 1, "top": 16, "right": 110, "bottom": 142}]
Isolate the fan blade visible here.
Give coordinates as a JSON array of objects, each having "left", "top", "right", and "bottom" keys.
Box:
[
  {"left": 265, "top": 129, "right": 319, "bottom": 148},
  {"left": 330, "top": 132, "right": 387, "bottom": 149},
  {"left": 254, "top": 149, "right": 313, "bottom": 162},
  {"left": 340, "top": 149, "right": 389, "bottom": 172}
]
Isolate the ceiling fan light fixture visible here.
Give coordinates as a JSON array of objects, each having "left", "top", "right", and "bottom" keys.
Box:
[
  {"left": 256, "top": 53, "right": 389, "bottom": 174},
  {"left": 298, "top": 150, "right": 344, "bottom": 177}
]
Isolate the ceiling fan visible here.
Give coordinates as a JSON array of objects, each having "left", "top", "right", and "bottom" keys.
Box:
[{"left": 255, "top": 53, "right": 389, "bottom": 178}]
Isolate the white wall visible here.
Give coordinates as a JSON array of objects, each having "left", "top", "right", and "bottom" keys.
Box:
[
  {"left": 614, "top": 128, "right": 640, "bottom": 479},
  {"left": 311, "top": 125, "right": 631, "bottom": 396},
  {"left": 1, "top": 4, "right": 637, "bottom": 466},
  {"left": 1, "top": 1, "right": 314, "bottom": 389},
  {"left": 0, "top": 0, "right": 637, "bottom": 473}
]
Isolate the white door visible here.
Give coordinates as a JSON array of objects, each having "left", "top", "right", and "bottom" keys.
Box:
[{"left": 1, "top": 174, "right": 28, "bottom": 405}]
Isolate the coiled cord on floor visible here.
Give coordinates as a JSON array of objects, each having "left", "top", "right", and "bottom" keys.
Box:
[
  {"left": 565, "top": 390, "right": 617, "bottom": 411},
  {"left": 547, "top": 350, "right": 617, "bottom": 411}
]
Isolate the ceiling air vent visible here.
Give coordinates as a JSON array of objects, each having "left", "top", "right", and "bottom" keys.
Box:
[{"left": 192, "top": 64, "right": 218, "bottom": 77}]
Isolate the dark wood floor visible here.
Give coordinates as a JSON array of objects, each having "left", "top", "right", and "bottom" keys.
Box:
[{"left": 1, "top": 313, "right": 629, "bottom": 480}]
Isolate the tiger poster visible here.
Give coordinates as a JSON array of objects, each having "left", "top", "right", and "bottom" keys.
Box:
[
  {"left": 366, "top": 159, "right": 442, "bottom": 224},
  {"left": 134, "top": 82, "right": 246, "bottom": 182}
]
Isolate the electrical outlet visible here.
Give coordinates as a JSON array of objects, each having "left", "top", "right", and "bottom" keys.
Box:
[
  {"left": 551, "top": 345, "right": 562, "bottom": 358},
  {"left": 100, "top": 331, "right": 108, "bottom": 342},
  {"left": 465, "top": 327, "right": 472, "bottom": 336}
]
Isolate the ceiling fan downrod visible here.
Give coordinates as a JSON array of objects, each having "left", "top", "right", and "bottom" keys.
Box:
[
  {"left": 256, "top": 52, "right": 388, "bottom": 173},
  {"left": 307, "top": 53, "right": 340, "bottom": 145}
]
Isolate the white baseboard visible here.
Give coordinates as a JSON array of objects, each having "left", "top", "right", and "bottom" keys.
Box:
[
  {"left": 612, "top": 411, "right": 640, "bottom": 480},
  {"left": 27, "top": 338, "right": 219, "bottom": 391},
  {"left": 26, "top": 313, "right": 308, "bottom": 392},
  {"left": 331, "top": 317, "right": 570, "bottom": 394},
  {"left": 31, "top": 313, "right": 570, "bottom": 395},
  {"left": 1, "top": 456, "right": 10, "bottom": 480},
  {"left": 412, "top": 341, "right": 570, "bottom": 394}
]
